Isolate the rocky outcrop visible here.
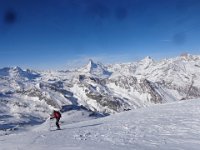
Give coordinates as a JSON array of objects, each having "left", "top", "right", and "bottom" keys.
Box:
[
  {"left": 17, "top": 87, "right": 60, "bottom": 108},
  {"left": 139, "top": 79, "right": 162, "bottom": 103}
]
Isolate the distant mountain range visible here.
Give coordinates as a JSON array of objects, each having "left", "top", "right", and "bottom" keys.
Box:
[{"left": 1, "top": 53, "right": 200, "bottom": 130}]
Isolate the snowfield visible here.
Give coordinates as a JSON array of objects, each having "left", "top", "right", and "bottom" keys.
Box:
[{"left": 1, "top": 99, "right": 200, "bottom": 150}]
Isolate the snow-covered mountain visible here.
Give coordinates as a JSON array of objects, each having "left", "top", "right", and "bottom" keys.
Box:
[
  {"left": 0, "top": 66, "right": 40, "bottom": 80},
  {"left": 1, "top": 54, "right": 200, "bottom": 130},
  {"left": 78, "top": 59, "right": 111, "bottom": 77}
]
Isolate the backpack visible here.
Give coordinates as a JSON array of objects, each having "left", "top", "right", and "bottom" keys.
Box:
[{"left": 54, "top": 111, "right": 61, "bottom": 118}]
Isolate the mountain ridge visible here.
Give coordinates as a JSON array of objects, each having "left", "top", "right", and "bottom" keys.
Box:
[{"left": 1, "top": 54, "right": 200, "bottom": 130}]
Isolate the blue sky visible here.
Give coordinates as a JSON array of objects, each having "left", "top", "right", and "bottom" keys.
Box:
[{"left": 0, "top": 0, "right": 200, "bottom": 69}]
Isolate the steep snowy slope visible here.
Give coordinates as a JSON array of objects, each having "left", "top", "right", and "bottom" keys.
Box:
[{"left": 1, "top": 99, "right": 200, "bottom": 150}]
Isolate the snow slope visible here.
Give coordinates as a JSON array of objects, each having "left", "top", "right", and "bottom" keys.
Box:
[{"left": 1, "top": 99, "right": 200, "bottom": 150}]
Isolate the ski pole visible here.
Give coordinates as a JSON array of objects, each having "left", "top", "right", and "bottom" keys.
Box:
[{"left": 49, "top": 118, "right": 52, "bottom": 131}]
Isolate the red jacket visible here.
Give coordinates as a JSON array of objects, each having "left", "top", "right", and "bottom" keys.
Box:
[{"left": 51, "top": 111, "right": 61, "bottom": 119}]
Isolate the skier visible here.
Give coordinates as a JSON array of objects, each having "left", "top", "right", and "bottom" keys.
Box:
[{"left": 50, "top": 110, "right": 61, "bottom": 130}]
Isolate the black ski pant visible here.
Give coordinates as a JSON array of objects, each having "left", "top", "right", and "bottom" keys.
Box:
[{"left": 56, "top": 118, "right": 60, "bottom": 129}]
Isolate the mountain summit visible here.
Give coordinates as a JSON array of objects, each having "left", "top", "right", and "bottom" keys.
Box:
[
  {"left": 80, "top": 59, "right": 111, "bottom": 77},
  {"left": 0, "top": 66, "right": 40, "bottom": 80}
]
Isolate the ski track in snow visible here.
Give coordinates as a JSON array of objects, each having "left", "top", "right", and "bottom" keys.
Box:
[{"left": 1, "top": 100, "right": 200, "bottom": 150}]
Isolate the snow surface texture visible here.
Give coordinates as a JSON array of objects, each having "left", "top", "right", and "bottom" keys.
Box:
[
  {"left": 1, "top": 54, "right": 200, "bottom": 130},
  {"left": 1, "top": 99, "right": 200, "bottom": 150}
]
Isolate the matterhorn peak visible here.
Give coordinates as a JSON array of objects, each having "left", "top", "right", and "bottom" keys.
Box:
[
  {"left": 86, "top": 59, "right": 98, "bottom": 71},
  {"left": 143, "top": 56, "right": 153, "bottom": 61},
  {"left": 145, "top": 56, "right": 152, "bottom": 59},
  {"left": 88, "top": 59, "right": 94, "bottom": 64},
  {"left": 140, "top": 56, "right": 154, "bottom": 65},
  {"left": 80, "top": 59, "right": 111, "bottom": 77}
]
